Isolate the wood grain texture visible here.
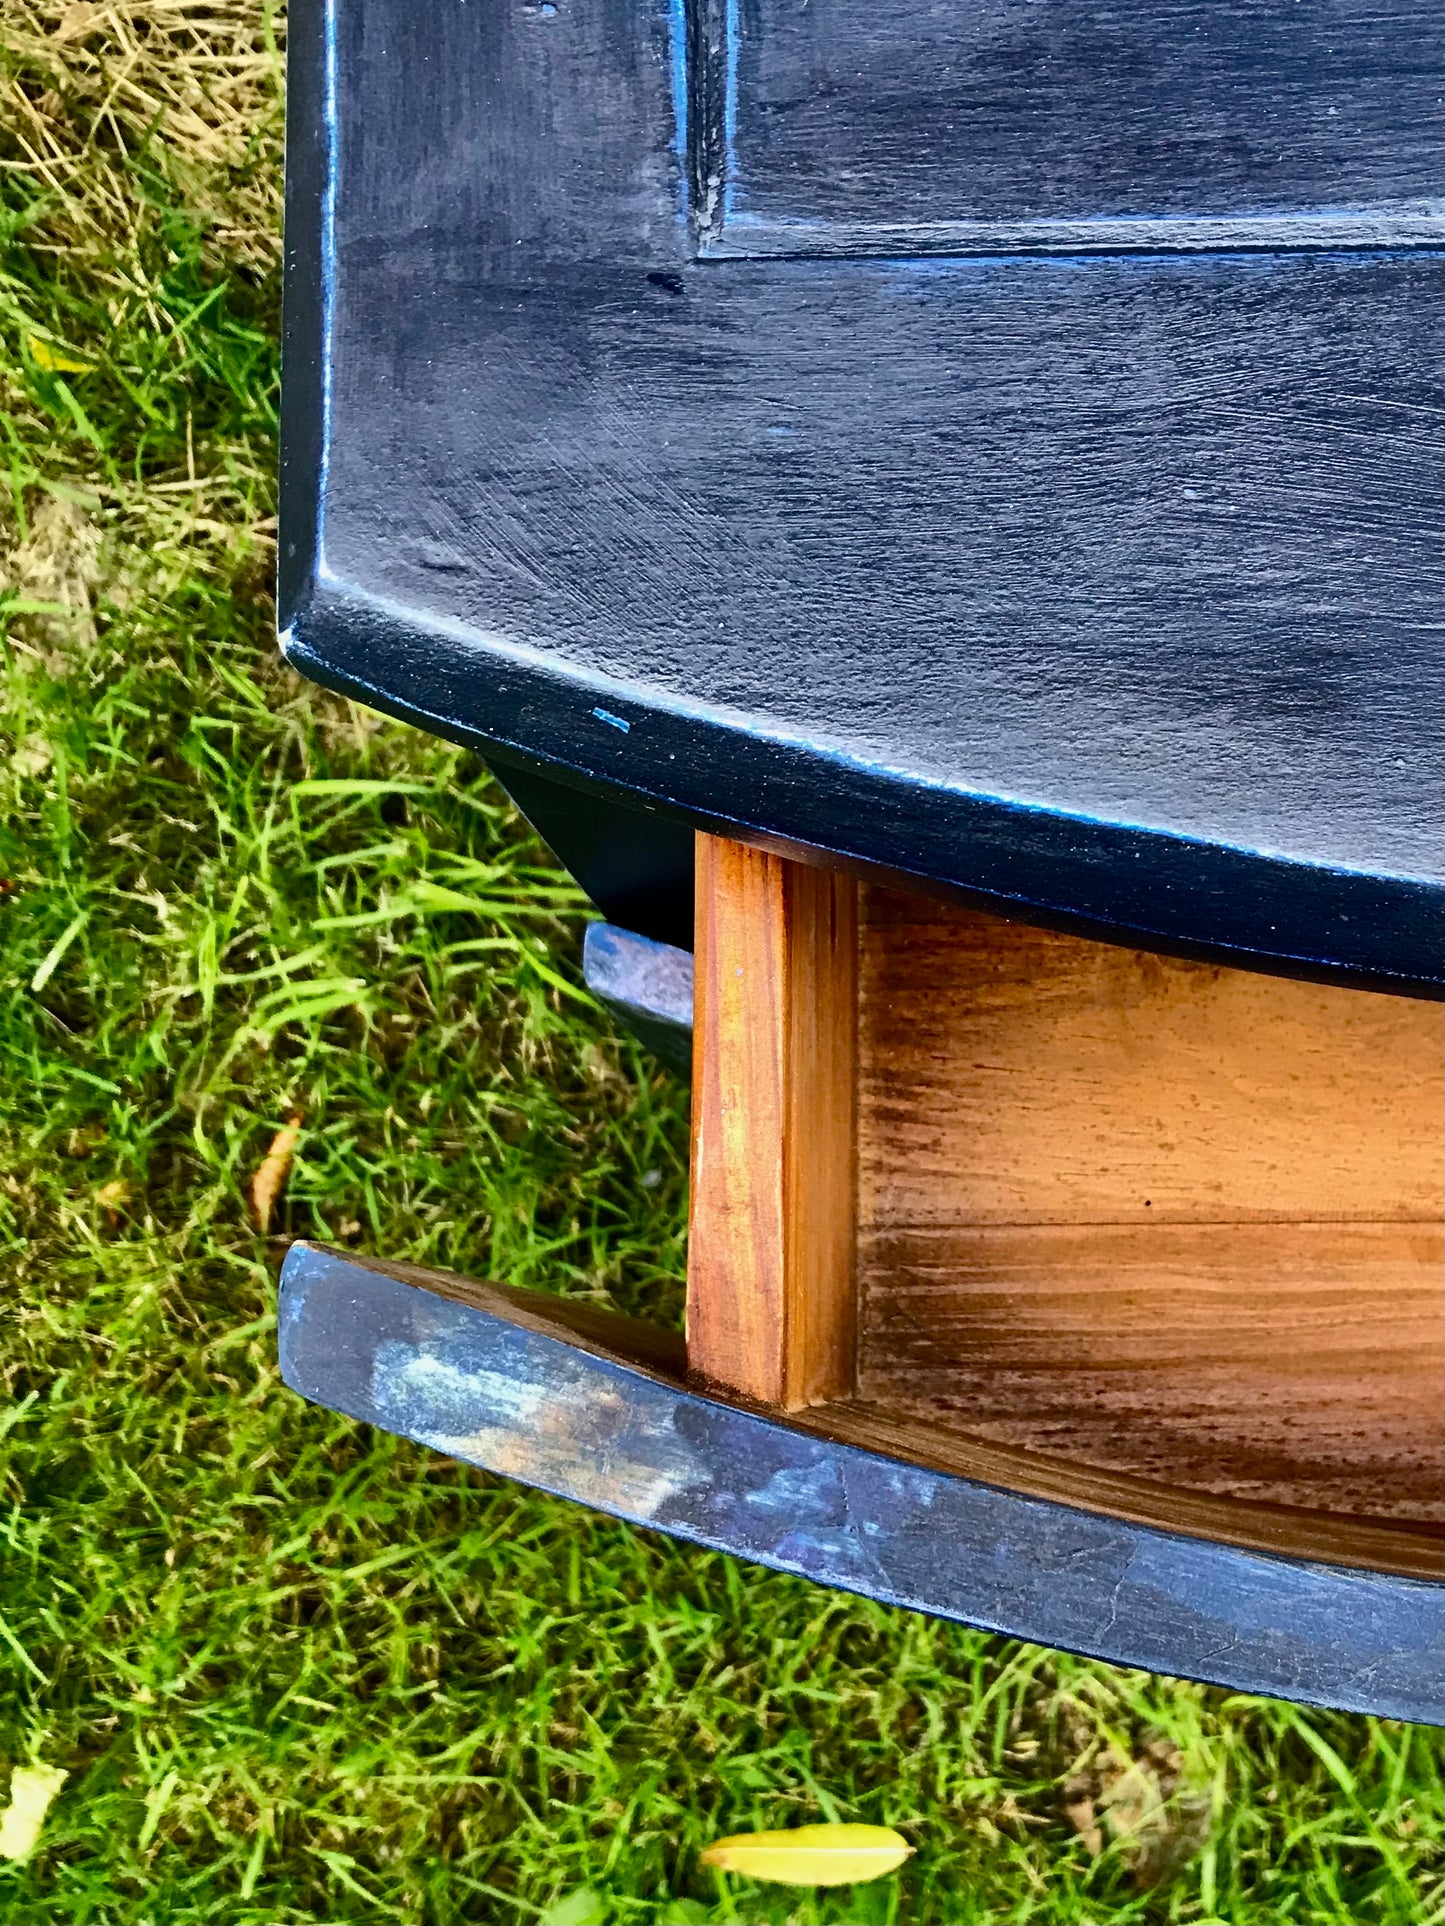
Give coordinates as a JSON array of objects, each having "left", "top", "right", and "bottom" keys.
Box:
[
  {"left": 856, "top": 887, "right": 1445, "bottom": 1524},
  {"left": 718, "top": 0, "right": 1443, "bottom": 236},
  {"left": 861, "top": 892, "right": 1441, "bottom": 1226},
  {"left": 862, "top": 1225, "right": 1443, "bottom": 1521},
  {"left": 688, "top": 834, "right": 856, "bottom": 1408}
]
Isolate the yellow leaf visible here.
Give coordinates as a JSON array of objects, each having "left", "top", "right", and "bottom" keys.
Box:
[
  {"left": 0, "top": 1765, "right": 67, "bottom": 1862},
  {"left": 250, "top": 1115, "right": 303, "bottom": 1233},
  {"left": 27, "top": 335, "right": 95, "bottom": 375},
  {"left": 699, "top": 1823, "right": 914, "bottom": 1888}
]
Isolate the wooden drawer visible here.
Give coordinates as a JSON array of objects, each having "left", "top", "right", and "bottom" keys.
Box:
[{"left": 689, "top": 836, "right": 1444, "bottom": 1572}]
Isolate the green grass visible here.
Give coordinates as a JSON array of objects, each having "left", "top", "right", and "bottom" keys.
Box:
[{"left": 0, "top": 5, "right": 1440, "bottom": 1921}]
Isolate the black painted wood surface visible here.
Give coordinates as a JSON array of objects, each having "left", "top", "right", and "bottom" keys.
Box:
[
  {"left": 582, "top": 921, "right": 694, "bottom": 1076},
  {"left": 279, "top": 0, "right": 1444, "bottom": 990},
  {"left": 277, "top": 1244, "right": 1445, "bottom": 1724},
  {"left": 711, "top": 0, "right": 1444, "bottom": 248}
]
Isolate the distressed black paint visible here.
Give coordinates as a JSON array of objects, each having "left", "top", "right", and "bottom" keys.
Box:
[
  {"left": 280, "top": 0, "right": 1444, "bottom": 989},
  {"left": 583, "top": 922, "right": 695, "bottom": 1075},
  {"left": 277, "top": 1245, "right": 1445, "bottom": 1725},
  {"left": 717, "top": 0, "right": 1444, "bottom": 238}
]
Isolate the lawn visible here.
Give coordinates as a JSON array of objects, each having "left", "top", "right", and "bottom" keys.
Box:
[{"left": 0, "top": 4, "right": 1440, "bottom": 1921}]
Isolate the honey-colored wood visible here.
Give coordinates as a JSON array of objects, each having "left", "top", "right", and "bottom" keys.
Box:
[
  {"left": 687, "top": 834, "right": 857, "bottom": 1408},
  {"left": 859, "top": 892, "right": 1441, "bottom": 1227},
  {"left": 686, "top": 844, "right": 1443, "bottom": 1544},
  {"left": 861, "top": 1223, "right": 1443, "bottom": 1519},
  {"left": 856, "top": 886, "right": 1445, "bottom": 1525}
]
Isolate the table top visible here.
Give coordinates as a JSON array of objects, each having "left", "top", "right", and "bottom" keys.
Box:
[{"left": 279, "top": 0, "right": 1444, "bottom": 993}]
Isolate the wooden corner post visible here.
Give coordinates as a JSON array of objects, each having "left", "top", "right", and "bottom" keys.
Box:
[{"left": 688, "top": 834, "right": 858, "bottom": 1409}]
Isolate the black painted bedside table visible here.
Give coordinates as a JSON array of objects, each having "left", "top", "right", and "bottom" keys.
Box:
[{"left": 274, "top": 0, "right": 1444, "bottom": 1722}]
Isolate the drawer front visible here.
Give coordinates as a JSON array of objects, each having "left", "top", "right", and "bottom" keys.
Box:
[{"left": 705, "top": 0, "right": 1443, "bottom": 249}]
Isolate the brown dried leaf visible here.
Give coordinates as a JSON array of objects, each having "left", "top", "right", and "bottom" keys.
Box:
[
  {"left": 53, "top": 2, "right": 102, "bottom": 43},
  {"left": 1116, "top": 1779, "right": 1213, "bottom": 1891},
  {"left": 250, "top": 1116, "right": 303, "bottom": 1233},
  {"left": 1059, "top": 1731, "right": 1211, "bottom": 1891},
  {"left": 1101, "top": 1759, "right": 1166, "bottom": 1843},
  {"left": 3, "top": 495, "right": 102, "bottom": 663},
  {"left": 1061, "top": 1782, "right": 1102, "bottom": 1858}
]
